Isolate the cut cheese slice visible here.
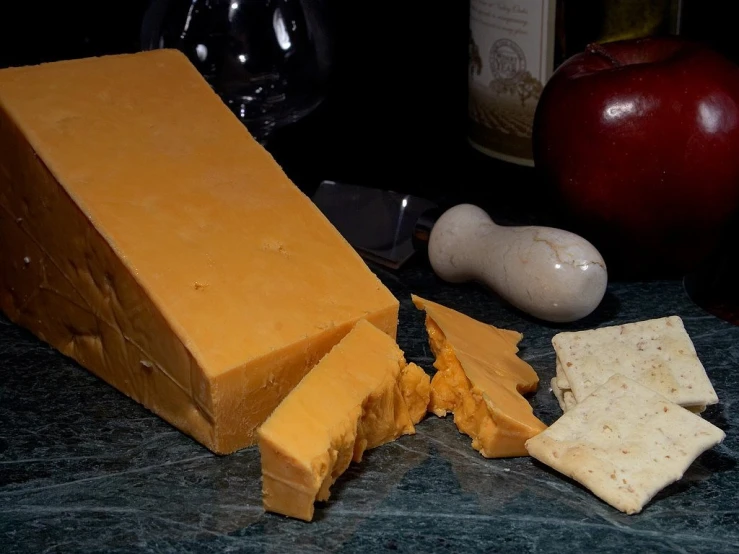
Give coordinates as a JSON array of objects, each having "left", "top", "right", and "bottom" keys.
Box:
[
  {"left": 257, "top": 318, "right": 430, "bottom": 521},
  {"left": 412, "top": 295, "right": 546, "bottom": 457},
  {"left": 0, "top": 50, "right": 399, "bottom": 454}
]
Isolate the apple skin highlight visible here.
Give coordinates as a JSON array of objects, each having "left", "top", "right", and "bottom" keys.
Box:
[{"left": 533, "top": 36, "right": 739, "bottom": 277}]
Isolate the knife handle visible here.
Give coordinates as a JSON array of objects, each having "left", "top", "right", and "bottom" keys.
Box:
[{"left": 427, "top": 204, "right": 607, "bottom": 323}]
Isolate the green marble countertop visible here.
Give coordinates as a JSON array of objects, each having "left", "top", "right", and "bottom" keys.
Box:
[{"left": 1, "top": 264, "right": 737, "bottom": 553}]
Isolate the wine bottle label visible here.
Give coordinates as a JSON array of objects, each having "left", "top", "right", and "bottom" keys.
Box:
[{"left": 468, "top": 0, "right": 556, "bottom": 166}]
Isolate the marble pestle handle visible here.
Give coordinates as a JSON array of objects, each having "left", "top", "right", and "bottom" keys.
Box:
[{"left": 426, "top": 204, "right": 608, "bottom": 323}]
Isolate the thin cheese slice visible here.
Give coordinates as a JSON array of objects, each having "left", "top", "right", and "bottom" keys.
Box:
[
  {"left": 412, "top": 295, "right": 546, "bottom": 458},
  {"left": 257, "top": 318, "right": 430, "bottom": 522},
  {"left": 0, "top": 50, "right": 399, "bottom": 454}
]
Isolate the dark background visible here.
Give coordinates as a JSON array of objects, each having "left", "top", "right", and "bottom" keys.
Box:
[
  {"left": 0, "top": 1, "right": 469, "bottom": 205},
  {"left": 0, "top": 0, "right": 736, "bottom": 218},
  {"left": 3, "top": 0, "right": 739, "bottom": 307}
]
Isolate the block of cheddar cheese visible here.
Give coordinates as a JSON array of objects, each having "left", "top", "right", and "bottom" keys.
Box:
[
  {"left": 0, "top": 50, "right": 399, "bottom": 455},
  {"left": 412, "top": 295, "right": 546, "bottom": 457},
  {"left": 258, "top": 318, "right": 430, "bottom": 521}
]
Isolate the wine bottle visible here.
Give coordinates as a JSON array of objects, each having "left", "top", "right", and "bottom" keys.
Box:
[{"left": 467, "top": 0, "right": 682, "bottom": 167}]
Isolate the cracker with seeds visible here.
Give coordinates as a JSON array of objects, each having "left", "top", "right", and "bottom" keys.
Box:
[
  {"left": 551, "top": 366, "right": 576, "bottom": 413},
  {"left": 553, "top": 354, "right": 707, "bottom": 415},
  {"left": 525, "top": 374, "right": 725, "bottom": 514},
  {"left": 552, "top": 316, "right": 718, "bottom": 408},
  {"left": 551, "top": 378, "right": 567, "bottom": 412},
  {"left": 555, "top": 358, "right": 571, "bottom": 392}
]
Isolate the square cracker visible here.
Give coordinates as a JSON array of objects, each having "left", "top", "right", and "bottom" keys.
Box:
[
  {"left": 552, "top": 316, "right": 718, "bottom": 407},
  {"left": 557, "top": 356, "right": 706, "bottom": 415},
  {"left": 551, "top": 378, "right": 566, "bottom": 412},
  {"left": 555, "top": 358, "right": 571, "bottom": 391},
  {"left": 525, "top": 374, "right": 725, "bottom": 515},
  {"left": 551, "top": 373, "right": 576, "bottom": 413}
]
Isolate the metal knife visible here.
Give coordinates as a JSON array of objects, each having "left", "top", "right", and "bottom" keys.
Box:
[{"left": 311, "top": 180, "right": 439, "bottom": 269}]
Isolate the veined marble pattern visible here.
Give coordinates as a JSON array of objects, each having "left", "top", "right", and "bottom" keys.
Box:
[{"left": 1, "top": 265, "right": 737, "bottom": 553}]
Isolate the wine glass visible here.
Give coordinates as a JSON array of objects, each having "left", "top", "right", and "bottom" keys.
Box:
[{"left": 141, "top": 0, "right": 333, "bottom": 143}]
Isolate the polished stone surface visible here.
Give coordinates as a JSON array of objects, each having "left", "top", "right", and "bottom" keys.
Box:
[
  {"left": 427, "top": 204, "right": 607, "bottom": 323},
  {"left": 1, "top": 263, "right": 737, "bottom": 553}
]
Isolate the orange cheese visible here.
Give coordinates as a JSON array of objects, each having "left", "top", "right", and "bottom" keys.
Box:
[
  {"left": 0, "top": 50, "right": 399, "bottom": 455},
  {"left": 258, "top": 318, "right": 430, "bottom": 521},
  {"left": 412, "top": 295, "right": 546, "bottom": 457}
]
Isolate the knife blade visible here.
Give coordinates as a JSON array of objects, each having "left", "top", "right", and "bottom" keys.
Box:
[{"left": 311, "top": 180, "right": 439, "bottom": 269}]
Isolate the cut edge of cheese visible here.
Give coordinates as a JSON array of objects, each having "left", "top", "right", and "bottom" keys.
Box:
[
  {"left": 257, "top": 318, "right": 431, "bottom": 521},
  {"left": 412, "top": 294, "right": 546, "bottom": 458},
  {"left": 410, "top": 295, "right": 539, "bottom": 393},
  {"left": 0, "top": 50, "right": 399, "bottom": 455}
]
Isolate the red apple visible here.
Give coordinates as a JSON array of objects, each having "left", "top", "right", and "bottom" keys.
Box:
[{"left": 533, "top": 36, "right": 739, "bottom": 277}]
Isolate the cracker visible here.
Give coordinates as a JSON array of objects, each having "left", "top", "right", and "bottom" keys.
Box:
[
  {"left": 551, "top": 365, "right": 577, "bottom": 413},
  {"left": 557, "top": 359, "right": 705, "bottom": 414},
  {"left": 552, "top": 316, "right": 718, "bottom": 407},
  {"left": 556, "top": 356, "right": 706, "bottom": 415},
  {"left": 550, "top": 378, "right": 566, "bottom": 412},
  {"left": 525, "top": 374, "right": 725, "bottom": 515},
  {"left": 555, "top": 357, "right": 571, "bottom": 391}
]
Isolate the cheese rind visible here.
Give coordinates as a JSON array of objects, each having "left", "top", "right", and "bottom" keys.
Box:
[
  {"left": 0, "top": 50, "right": 399, "bottom": 454},
  {"left": 412, "top": 295, "right": 546, "bottom": 458},
  {"left": 257, "top": 319, "right": 429, "bottom": 522}
]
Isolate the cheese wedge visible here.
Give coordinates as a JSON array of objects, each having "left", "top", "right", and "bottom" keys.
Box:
[
  {"left": 412, "top": 295, "right": 546, "bottom": 457},
  {"left": 0, "top": 50, "right": 399, "bottom": 454},
  {"left": 258, "top": 319, "right": 430, "bottom": 522}
]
